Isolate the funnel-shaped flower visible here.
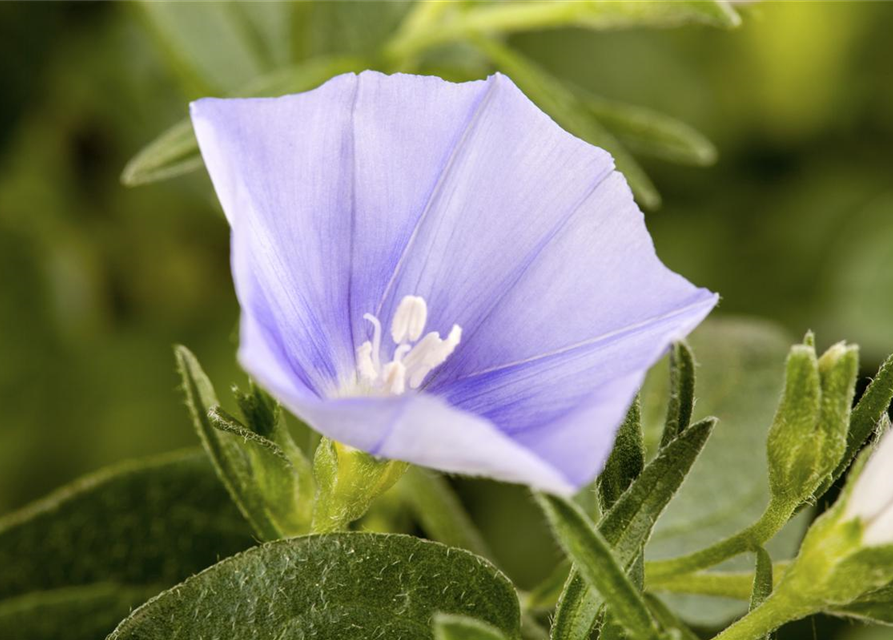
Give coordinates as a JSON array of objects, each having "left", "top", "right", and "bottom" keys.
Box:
[{"left": 191, "top": 71, "right": 717, "bottom": 495}]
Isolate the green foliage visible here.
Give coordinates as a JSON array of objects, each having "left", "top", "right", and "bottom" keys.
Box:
[
  {"left": 537, "top": 494, "right": 661, "bottom": 640},
  {"left": 397, "top": 467, "right": 494, "bottom": 560},
  {"left": 434, "top": 613, "right": 511, "bottom": 640},
  {"left": 311, "top": 438, "right": 408, "bottom": 533},
  {"left": 597, "top": 398, "right": 645, "bottom": 511},
  {"left": 0, "top": 450, "right": 254, "bottom": 638},
  {"left": 750, "top": 548, "right": 775, "bottom": 640},
  {"left": 659, "top": 341, "right": 696, "bottom": 448},
  {"left": 551, "top": 418, "right": 714, "bottom": 639},
  {"left": 108, "top": 533, "right": 522, "bottom": 640},
  {"left": 176, "top": 345, "right": 313, "bottom": 539}
]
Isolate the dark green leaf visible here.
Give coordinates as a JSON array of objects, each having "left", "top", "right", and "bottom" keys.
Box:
[
  {"left": 749, "top": 548, "right": 774, "bottom": 640},
  {"left": 0, "top": 584, "right": 161, "bottom": 640},
  {"left": 660, "top": 341, "right": 696, "bottom": 448},
  {"left": 537, "top": 495, "right": 660, "bottom": 640},
  {"left": 121, "top": 57, "right": 361, "bottom": 187},
  {"left": 584, "top": 94, "right": 717, "bottom": 166},
  {"left": 551, "top": 418, "right": 714, "bottom": 639},
  {"left": 598, "top": 398, "right": 645, "bottom": 511},
  {"left": 398, "top": 466, "right": 494, "bottom": 560},
  {"left": 0, "top": 450, "right": 254, "bottom": 638},
  {"left": 523, "top": 559, "right": 570, "bottom": 612},
  {"left": 434, "top": 613, "right": 511, "bottom": 640},
  {"left": 108, "top": 533, "right": 522, "bottom": 640},
  {"left": 473, "top": 39, "right": 661, "bottom": 210}
]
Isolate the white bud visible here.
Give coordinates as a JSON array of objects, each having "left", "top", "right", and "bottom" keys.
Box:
[{"left": 845, "top": 427, "right": 893, "bottom": 545}]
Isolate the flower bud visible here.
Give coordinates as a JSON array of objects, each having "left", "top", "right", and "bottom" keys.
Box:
[
  {"left": 843, "top": 421, "right": 893, "bottom": 546},
  {"left": 766, "top": 337, "right": 857, "bottom": 508}
]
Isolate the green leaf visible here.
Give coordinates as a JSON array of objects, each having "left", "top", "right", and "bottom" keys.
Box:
[
  {"left": 397, "top": 466, "right": 494, "bottom": 560},
  {"left": 176, "top": 345, "right": 309, "bottom": 539},
  {"left": 829, "top": 582, "right": 893, "bottom": 626},
  {"left": 551, "top": 419, "right": 714, "bottom": 640},
  {"left": 641, "top": 319, "right": 813, "bottom": 627},
  {"left": 644, "top": 594, "right": 701, "bottom": 640},
  {"left": 523, "top": 559, "right": 570, "bottom": 612},
  {"left": 659, "top": 341, "right": 696, "bottom": 448},
  {"left": 108, "top": 533, "right": 522, "bottom": 640},
  {"left": 0, "top": 584, "right": 161, "bottom": 640},
  {"left": 138, "top": 1, "right": 292, "bottom": 94},
  {"left": 0, "top": 450, "right": 253, "bottom": 637},
  {"left": 749, "top": 548, "right": 774, "bottom": 640},
  {"left": 121, "top": 57, "right": 361, "bottom": 187},
  {"left": 434, "top": 613, "right": 511, "bottom": 640},
  {"left": 598, "top": 398, "right": 645, "bottom": 511},
  {"left": 473, "top": 39, "right": 661, "bottom": 210},
  {"left": 537, "top": 495, "right": 661, "bottom": 640},
  {"left": 583, "top": 94, "right": 718, "bottom": 166}
]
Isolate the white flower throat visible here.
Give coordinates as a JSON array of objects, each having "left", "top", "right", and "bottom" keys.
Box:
[{"left": 354, "top": 295, "right": 461, "bottom": 396}]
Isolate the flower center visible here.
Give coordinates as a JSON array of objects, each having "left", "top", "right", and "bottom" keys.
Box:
[{"left": 353, "top": 295, "right": 461, "bottom": 396}]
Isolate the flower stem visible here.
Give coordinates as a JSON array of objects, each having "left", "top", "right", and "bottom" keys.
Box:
[
  {"left": 710, "top": 590, "right": 813, "bottom": 640},
  {"left": 646, "top": 499, "right": 794, "bottom": 580},
  {"left": 648, "top": 562, "right": 790, "bottom": 600}
]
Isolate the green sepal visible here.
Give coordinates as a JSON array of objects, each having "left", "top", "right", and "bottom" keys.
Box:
[
  {"left": 598, "top": 397, "right": 645, "bottom": 511},
  {"left": 434, "top": 613, "right": 511, "bottom": 640},
  {"left": 551, "top": 418, "right": 715, "bottom": 639},
  {"left": 817, "top": 352, "right": 893, "bottom": 500},
  {"left": 659, "top": 341, "right": 696, "bottom": 448},
  {"left": 311, "top": 438, "right": 408, "bottom": 533},
  {"left": 829, "top": 582, "right": 893, "bottom": 626},
  {"left": 767, "top": 339, "right": 856, "bottom": 509},
  {"left": 537, "top": 494, "right": 661, "bottom": 640},
  {"left": 175, "top": 345, "right": 312, "bottom": 539}
]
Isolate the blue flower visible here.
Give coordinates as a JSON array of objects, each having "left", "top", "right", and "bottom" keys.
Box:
[{"left": 191, "top": 71, "right": 717, "bottom": 495}]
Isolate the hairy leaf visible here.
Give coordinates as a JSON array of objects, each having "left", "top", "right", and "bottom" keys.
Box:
[
  {"left": 434, "top": 613, "right": 511, "bottom": 640},
  {"left": 660, "top": 341, "right": 696, "bottom": 448},
  {"left": 109, "top": 533, "right": 521, "bottom": 640}
]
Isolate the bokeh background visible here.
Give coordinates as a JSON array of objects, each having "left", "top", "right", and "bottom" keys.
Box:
[{"left": 1, "top": 3, "right": 891, "bottom": 638}]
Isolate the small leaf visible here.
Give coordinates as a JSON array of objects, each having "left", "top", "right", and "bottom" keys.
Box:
[
  {"left": 434, "top": 613, "right": 511, "bottom": 640},
  {"left": 176, "top": 345, "right": 308, "bottom": 539},
  {"left": 660, "top": 341, "right": 696, "bottom": 448},
  {"left": 583, "top": 94, "right": 717, "bottom": 166},
  {"left": 397, "top": 466, "right": 494, "bottom": 560},
  {"left": 551, "top": 418, "right": 714, "bottom": 639},
  {"left": 473, "top": 39, "right": 661, "bottom": 210},
  {"left": 121, "top": 57, "right": 361, "bottom": 187},
  {"left": 598, "top": 398, "right": 645, "bottom": 511},
  {"left": 108, "top": 533, "right": 522, "bottom": 640},
  {"left": 0, "top": 450, "right": 253, "bottom": 637},
  {"left": 537, "top": 495, "right": 661, "bottom": 640},
  {"left": 750, "top": 548, "right": 774, "bottom": 640}
]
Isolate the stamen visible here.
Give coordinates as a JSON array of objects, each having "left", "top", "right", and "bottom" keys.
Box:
[
  {"left": 350, "top": 296, "right": 460, "bottom": 397},
  {"left": 391, "top": 295, "right": 428, "bottom": 344}
]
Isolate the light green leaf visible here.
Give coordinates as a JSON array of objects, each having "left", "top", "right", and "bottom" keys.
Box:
[
  {"left": 0, "top": 450, "right": 253, "bottom": 637},
  {"left": 434, "top": 613, "right": 511, "bottom": 640},
  {"left": 473, "top": 39, "right": 661, "bottom": 210},
  {"left": 829, "top": 582, "right": 893, "bottom": 626},
  {"left": 138, "top": 1, "right": 292, "bottom": 94},
  {"left": 176, "top": 345, "right": 310, "bottom": 539},
  {"left": 749, "top": 548, "right": 774, "bottom": 640},
  {"left": 551, "top": 419, "right": 714, "bottom": 640},
  {"left": 537, "top": 495, "right": 661, "bottom": 640},
  {"left": 121, "top": 57, "right": 361, "bottom": 187},
  {"left": 642, "top": 318, "right": 812, "bottom": 627},
  {"left": 398, "top": 466, "right": 494, "bottom": 560},
  {"left": 583, "top": 94, "right": 718, "bottom": 166},
  {"left": 644, "top": 593, "right": 701, "bottom": 640},
  {"left": 108, "top": 533, "right": 522, "bottom": 640}
]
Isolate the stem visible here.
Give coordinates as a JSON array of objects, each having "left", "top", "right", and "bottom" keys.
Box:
[
  {"left": 711, "top": 590, "right": 813, "bottom": 640},
  {"left": 646, "top": 499, "right": 794, "bottom": 580},
  {"left": 648, "top": 562, "right": 790, "bottom": 601}
]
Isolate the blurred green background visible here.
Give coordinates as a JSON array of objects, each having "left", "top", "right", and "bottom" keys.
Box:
[{"left": 0, "top": 3, "right": 891, "bottom": 637}]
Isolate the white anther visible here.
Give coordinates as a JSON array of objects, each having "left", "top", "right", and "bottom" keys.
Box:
[
  {"left": 356, "top": 341, "right": 378, "bottom": 382},
  {"left": 381, "top": 361, "right": 407, "bottom": 395},
  {"left": 350, "top": 296, "right": 459, "bottom": 397},
  {"left": 391, "top": 295, "right": 428, "bottom": 344}
]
